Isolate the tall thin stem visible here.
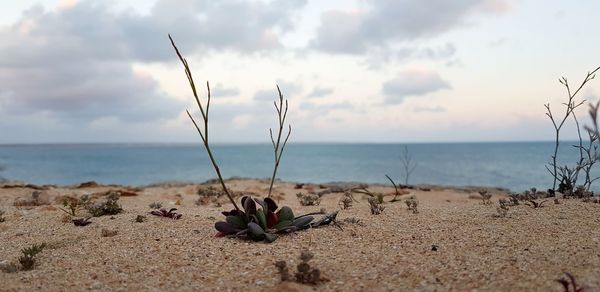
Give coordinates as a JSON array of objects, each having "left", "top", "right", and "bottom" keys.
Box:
[
  {"left": 169, "top": 34, "right": 240, "bottom": 211},
  {"left": 267, "top": 85, "right": 292, "bottom": 198}
]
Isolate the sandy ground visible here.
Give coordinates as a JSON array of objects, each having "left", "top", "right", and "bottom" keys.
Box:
[{"left": 0, "top": 179, "right": 599, "bottom": 291}]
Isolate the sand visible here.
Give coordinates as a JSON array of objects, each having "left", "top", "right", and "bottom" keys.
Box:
[{"left": 0, "top": 179, "right": 599, "bottom": 291}]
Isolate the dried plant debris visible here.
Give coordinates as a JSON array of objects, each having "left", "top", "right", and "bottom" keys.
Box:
[
  {"left": 18, "top": 243, "right": 46, "bottom": 271},
  {"left": 0, "top": 209, "right": 5, "bottom": 223},
  {"left": 13, "top": 190, "right": 50, "bottom": 207},
  {"left": 149, "top": 208, "right": 182, "bottom": 219},
  {"left": 526, "top": 199, "right": 548, "bottom": 209},
  {"left": 148, "top": 202, "right": 162, "bottom": 209},
  {"left": 72, "top": 217, "right": 92, "bottom": 226},
  {"left": 405, "top": 196, "right": 419, "bottom": 213},
  {"left": 296, "top": 192, "right": 320, "bottom": 206},
  {"left": 310, "top": 210, "right": 339, "bottom": 228},
  {"left": 479, "top": 190, "right": 492, "bottom": 205},
  {"left": 386, "top": 175, "right": 404, "bottom": 202},
  {"left": 275, "top": 250, "right": 325, "bottom": 285},
  {"left": 496, "top": 199, "right": 510, "bottom": 217},
  {"left": 556, "top": 272, "right": 584, "bottom": 292},
  {"left": 368, "top": 197, "right": 385, "bottom": 215},
  {"left": 87, "top": 194, "right": 123, "bottom": 217},
  {"left": 135, "top": 215, "right": 147, "bottom": 223},
  {"left": 338, "top": 192, "right": 354, "bottom": 210},
  {"left": 101, "top": 229, "right": 118, "bottom": 237}
]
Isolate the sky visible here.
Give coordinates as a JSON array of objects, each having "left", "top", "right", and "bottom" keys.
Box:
[{"left": 0, "top": 0, "right": 599, "bottom": 143}]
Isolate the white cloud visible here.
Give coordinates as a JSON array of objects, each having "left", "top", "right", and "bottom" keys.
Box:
[{"left": 382, "top": 69, "right": 451, "bottom": 104}]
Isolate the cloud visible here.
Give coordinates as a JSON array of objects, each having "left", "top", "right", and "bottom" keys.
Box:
[
  {"left": 311, "top": 0, "right": 508, "bottom": 54},
  {"left": 0, "top": 0, "right": 308, "bottom": 128},
  {"left": 364, "top": 43, "right": 457, "bottom": 69},
  {"left": 211, "top": 83, "right": 240, "bottom": 97},
  {"left": 413, "top": 105, "right": 447, "bottom": 113},
  {"left": 0, "top": 60, "right": 182, "bottom": 122},
  {"left": 300, "top": 101, "right": 354, "bottom": 115},
  {"left": 382, "top": 69, "right": 451, "bottom": 104},
  {"left": 307, "top": 87, "right": 334, "bottom": 98}
]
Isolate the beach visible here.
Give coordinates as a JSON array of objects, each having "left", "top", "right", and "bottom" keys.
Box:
[{"left": 0, "top": 178, "right": 598, "bottom": 291}]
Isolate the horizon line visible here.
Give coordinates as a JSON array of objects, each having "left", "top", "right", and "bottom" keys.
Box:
[{"left": 0, "top": 139, "right": 586, "bottom": 146}]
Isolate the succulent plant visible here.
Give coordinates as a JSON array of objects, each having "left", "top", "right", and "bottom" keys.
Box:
[
  {"left": 150, "top": 208, "right": 182, "bottom": 219},
  {"left": 215, "top": 196, "right": 314, "bottom": 243}
]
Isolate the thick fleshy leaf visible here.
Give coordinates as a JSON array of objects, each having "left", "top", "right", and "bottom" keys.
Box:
[
  {"left": 310, "top": 211, "right": 339, "bottom": 227},
  {"left": 248, "top": 222, "right": 265, "bottom": 238},
  {"left": 264, "top": 233, "right": 278, "bottom": 243},
  {"left": 256, "top": 210, "right": 267, "bottom": 229},
  {"left": 243, "top": 196, "right": 257, "bottom": 216},
  {"left": 264, "top": 197, "right": 278, "bottom": 212},
  {"left": 215, "top": 221, "right": 237, "bottom": 234},
  {"left": 221, "top": 209, "right": 240, "bottom": 217},
  {"left": 273, "top": 220, "right": 292, "bottom": 231},
  {"left": 256, "top": 199, "right": 268, "bottom": 215},
  {"left": 277, "top": 225, "right": 298, "bottom": 233},
  {"left": 235, "top": 229, "right": 248, "bottom": 237},
  {"left": 292, "top": 216, "right": 313, "bottom": 229},
  {"left": 226, "top": 215, "right": 246, "bottom": 230},
  {"left": 277, "top": 206, "right": 294, "bottom": 222},
  {"left": 267, "top": 211, "right": 278, "bottom": 228}
]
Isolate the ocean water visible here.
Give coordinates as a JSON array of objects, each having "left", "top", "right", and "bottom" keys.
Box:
[{"left": 0, "top": 142, "right": 598, "bottom": 192}]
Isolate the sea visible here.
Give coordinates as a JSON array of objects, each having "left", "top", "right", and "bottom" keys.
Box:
[{"left": 0, "top": 142, "right": 599, "bottom": 192}]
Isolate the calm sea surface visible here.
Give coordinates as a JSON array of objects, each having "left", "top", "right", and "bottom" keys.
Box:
[{"left": 0, "top": 142, "right": 598, "bottom": 192}]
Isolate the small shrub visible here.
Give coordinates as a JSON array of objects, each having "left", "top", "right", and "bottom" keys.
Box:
[
  {"left": 405, "top": 196, "right": 419, "bottom": 214},
  {"left": 13, "top": 190, "right": 49, "bottom": 207},
  {"left": 526, "top": 199, "right": 548, "bottom": 209},
  {"left": 58, "top": 196, "right": 84, "bottom": 217},
  {"left": 296, "top": 192, "right": 320, "bottom": 206},
  {"left": 149, "top": 208, "right": 182, "bottom": 219},
  {"left": 87, "top": 194, "right": 123, "bottom": 217},
  {"left": 338, "top": 192, "right": 354, "bottom": 209},
  {"left": 496, "top": 199, "right": 510, "bottom": 217},
  {"left": 135, "top": 215, "right": 147, "bottom": 223},
  {"left": 479, "top": 190, "right": 492, "bottom": 205},
  {"left": 368, "top": 197, "right": 385, "bottom": 215},
  {"left": 18, "top": 243, "right": 46, "bottom": 271},
  {"left": 275, "top": 250, "right": 324, "bottom": 285},
  {"left": 148, "top": 202, "right": 162, "bottom": 209}
]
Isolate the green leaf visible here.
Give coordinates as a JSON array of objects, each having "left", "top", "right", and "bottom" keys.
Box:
[
  {"left": 226, "top": 215, "right": 246, "bottom": 230},
  {"left": 248, "top": 222, "right": 265, "bottom": 239},
  {"left": 256, "top": 210, "right": 267, "bottom": 229},
  {"left": 264, "top": 233, "right": 278, "bottom": 243},
  {"left": 277, "top": 206, "right": 294, "bottom": 222},
  {"left": 273, "top": 220, "right": 292, "bottom": 231}
]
